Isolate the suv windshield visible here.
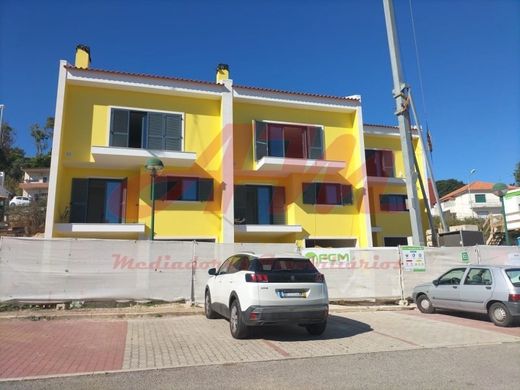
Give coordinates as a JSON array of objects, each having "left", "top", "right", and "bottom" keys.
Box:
[
  {"left": 257, "top": 258, "right": 317, "bottom": 273},
  {"left": 505, "top": 269, "right": 520, "bottom": 287}
]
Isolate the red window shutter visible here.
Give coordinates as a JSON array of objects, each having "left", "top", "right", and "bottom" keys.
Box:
[
  {"left": 271, "top": 186, "right": 286, "bottom": 225},
  {"left": 382, "top": 151, "right": 395, "bottom": 177}
]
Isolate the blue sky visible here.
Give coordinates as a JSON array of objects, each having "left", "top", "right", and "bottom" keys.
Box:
[{"left": 0, "top": 0, "right": 518, "bottom": 184}]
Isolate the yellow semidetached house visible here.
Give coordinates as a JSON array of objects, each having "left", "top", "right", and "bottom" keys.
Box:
[{"left": 45, "top": 45, "right": 428, "bottom": 247}]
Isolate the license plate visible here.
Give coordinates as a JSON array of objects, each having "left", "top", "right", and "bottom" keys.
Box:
[{"left": 276, "top": 290, "right": 308, "bottom": 298}]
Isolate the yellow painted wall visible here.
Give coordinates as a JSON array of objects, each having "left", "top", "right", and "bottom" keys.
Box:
[
  {"left": 233, "top": 102, "right": 370, "bottom": 246},
  {"left": 56, "top": 84, "right": 224, "bottom": 240},
  {"left": 364, "top": 133, "right": 429, "bottom": 246}
]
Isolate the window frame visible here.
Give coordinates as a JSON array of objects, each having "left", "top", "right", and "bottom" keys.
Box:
[
  {"left": 379, "top": 194, "right": 408, "bottom": 212},
  {"left": 474, "top": 194, "right": 487, "bottom": 203},
  {"left": 464, "top": 268, "right": 493, "bottom": 286},
  {"left": 365, "top": 149, "right": 395, "bottom": 178},
  {"left": 437, "top": 268, "right": 467, "bottom": 286},
  {"left": 253, "top": 119, "right": 325, "bottom": 161},
  {"left": 107, "top": 106, "right": 185, "bottom": 151},
  {"left": 154, "top": 176, "right": 214, "bottom": 202},
  {"left": 302, "top": 182, "right": 353, "bottom": 206}
]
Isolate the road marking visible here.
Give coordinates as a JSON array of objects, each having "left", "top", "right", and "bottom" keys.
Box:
[
  {"left": 261, "top": 340, "right": 291, "bottom": 357},
  {"left": 371, "top": 331, "right": 421, "bottom": 347}
]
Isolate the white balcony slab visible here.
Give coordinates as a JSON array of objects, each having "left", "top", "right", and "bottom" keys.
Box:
[
  {"left": 367, "top": 176, "right": 406, "bottom": 185},
  {"left": 91, "top": 146, "right": 196, "bottom": 168},
  {"left": 234, "top": 224, "right": 302, "bottom": 235},
  {"left": 255, "top": 156, "right": 345, "bottom": 175},
  {"left": 55, "top": 223, "right": 145, "bottom": 235}
]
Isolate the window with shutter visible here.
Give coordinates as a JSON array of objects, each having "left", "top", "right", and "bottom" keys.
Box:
[
  {"left": 254, "top": 121, "right": 268, "bottom": 160},
  {"left": 164, "top": 114, "right": 183, "bottom": 151},
  {"left": 302, "top": 182, "right": 350, "bottom": 205},
  {"left": 69, "top": 178, "right": 89, "bottom": 223},
  {"left": 234, "top": 186, "right": 247, "bottom": 224},
  {"left": 380, "top": 194, "right": 407, "bottom": 211},
  {"left": 271, "top": 186, "right": 286, "bottom": 225},
  {"left": 341, "top": 185, "right": 353, "bottom": 205},
  {"left": 302, "top": 183, "right": 317, "bottom": 204},
  {"left": 381, "top": 151, "right": 395, "bottom": 177},
  {"left": 307, "top": 127, "right": 324, "bottom": 159},
  {"left": 147, "top": 113, "right": 165, "bottom": 150},
  {"left": 110, "top": 109, "right": 130, "bottom": 147},
  {"left": 198, "top": 179, "right": 214, "bottom": 202}
]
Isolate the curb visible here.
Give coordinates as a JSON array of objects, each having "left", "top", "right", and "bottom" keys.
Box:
[
  {"left": 0, "top": 304, "right": 414, "bottom": 321},
  {"left": 0, "top": 308, "right": 204, "bottom": 321}
]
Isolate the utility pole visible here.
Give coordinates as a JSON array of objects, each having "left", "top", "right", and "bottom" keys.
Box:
[{"left": 383, "top": 0, "right": 425, "bottom": 245}]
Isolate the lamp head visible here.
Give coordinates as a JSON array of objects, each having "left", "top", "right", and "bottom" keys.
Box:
[
  {"left": 145, "top": 158, "right": 164, "bottom": 175},
  {"left": 492, "top": 182, "right": 508, "bottom": 198}
]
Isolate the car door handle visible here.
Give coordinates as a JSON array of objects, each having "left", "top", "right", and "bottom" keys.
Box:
[
  {"left": 452, "top": 286, "right": 458, "bottom": 289},
  {"left": 485, "top": 286, "right": 492, "bottom": 290}
]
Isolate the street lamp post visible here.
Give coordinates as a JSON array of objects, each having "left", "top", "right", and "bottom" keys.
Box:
[
  {"left": 492, "top": 183, "right": 511, "bottom": 246},
  {"left": 468, "top": 169, "right": 476, "bottom": 218},
  {"left": 145, "top": 158, "right": 164, "bottom": 240}
]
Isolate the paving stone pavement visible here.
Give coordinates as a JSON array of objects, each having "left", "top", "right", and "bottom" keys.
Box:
[{"left": 1, "top": 310, "right": 519, "bottom": 380}]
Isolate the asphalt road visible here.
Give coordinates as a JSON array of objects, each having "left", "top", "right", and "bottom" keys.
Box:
[{"left": 4, "top": 342, "right": 520, "bottom": 390}]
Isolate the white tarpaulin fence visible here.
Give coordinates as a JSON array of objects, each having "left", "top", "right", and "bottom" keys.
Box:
[{"left": 0, "top": 237, "right": 518, "bottom": 303}]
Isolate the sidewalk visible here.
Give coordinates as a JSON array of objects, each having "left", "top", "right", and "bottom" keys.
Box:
[{"left": 3, "top": 305, "right": 518, "bottom": 382}]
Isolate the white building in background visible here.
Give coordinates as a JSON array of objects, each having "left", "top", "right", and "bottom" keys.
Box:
[
  {"left": 433, "top": 181, "right": 517, "bottom": 220},
  {"left": 504, "top": 189, "right": 520, "bottom": 232},
  {"left": 19, "top": 168, "right": 50, "bottom": 201}
]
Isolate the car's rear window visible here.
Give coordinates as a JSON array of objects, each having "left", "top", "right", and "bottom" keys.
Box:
[
  {"left": 505, "top": 269, "right": 520, "bottom": 287},
  {"left": 257, "top": 258, "right": 317, "bottom": 273}
]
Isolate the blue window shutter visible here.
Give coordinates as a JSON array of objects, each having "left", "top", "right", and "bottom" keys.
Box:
[
  {"left": 198, "top": 179, "right": 214, "bottom": 201},
  {"left": 341, "top": 185, "right": 353, "bottom": 205},
  {"left": 307, "top": 126, "right": 324, "bottom": 159},
  {"left": 69, "top": 178, "right": 88, "bottom": 223},
  {"left": 302, "top": 183, "right": 317, "bottom": 204},
  {"left": 164, "top": 114, "right": 183, "bottom": 151},
  {"left": 110, "top": 109, "right": 129, "bottom": 147},
  {"left": 152, "top": 176, "right": 168, "bottom": 200},
  {"left": 147, "top": 113, "right": 164, "bottom": 150},
  {"left": 234, "top": 185, "right": 247, "bottom": 224},
  {"left": 254, "top": 121, "right": 268, "bottom": 161}
]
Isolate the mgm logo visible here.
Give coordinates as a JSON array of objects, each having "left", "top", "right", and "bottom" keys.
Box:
[{"left": 303, "top": 251, "right": 350, "bottom": 263}]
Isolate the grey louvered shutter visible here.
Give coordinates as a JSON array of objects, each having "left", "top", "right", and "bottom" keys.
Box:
[
  {"left": 302, "top": 183, "right": 317, "bottom": 204},
  {"left": 152, "top": 176, "right": 168, "bottom": 200},
  {"left": 254, "top": 121, "right": 268, "bottom": 161},
  {"left": 147, "top": 113, "right": 164, "bottom": 150},
  {"left": 341, "top": 185, "right": 353, "bottom": 205},
  {"left": 271, "top": 186, "right": 286, "bottom": 225},
  {"left": 110, "top": 109, "right": 129, "bottom": 147},
  {"left": 164, "top": 114, "right": 183, "bottom": 151},
  {"left": 307, "top": 126, "right": 324, "bottom": 159},
  {"left": 234, "top": 185, "right": 247, "bottom": 224},
  {"left": 198, "top": 178, "right": 214, "bottom": 201},
  {"left": 69, "top": 178, "right": 88, "bottom": 223}
]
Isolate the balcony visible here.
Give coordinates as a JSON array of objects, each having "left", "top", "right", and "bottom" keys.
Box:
[
  {"left": 235, "top": 224, "right": 302, "bottom": 237},
  {"left": 367, "top": 176, "right": 406, "bottom": 185},
  {"left": 91, "top": 146, "right": 196, "bottom": 169},
  {"left": 55, "top": 223, "right": 145, "bottom": 237},
  {"left": 252, "top": 121, "right": 345, "bottom": 175},
  {"left": 255, "top": 156, "right": 345, "bottom": 175}
]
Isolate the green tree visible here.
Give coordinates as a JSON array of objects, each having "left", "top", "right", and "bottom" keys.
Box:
[
  {"left": 514, "top": 161, "right": 520, "bottom": 186},
  {"left": 0, "top": 123, "right": 27, "bottom": 194},
  {"left": 436, "top": 179, "right": 465, "bottom": 198}
]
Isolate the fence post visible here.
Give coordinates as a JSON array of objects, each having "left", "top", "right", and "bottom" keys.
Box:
[
  {"left": 397, "top": 246, "right": 408, "bottom": 306},
  {"left": 190, "top": 240, "right": 196, "bottom": 306}
]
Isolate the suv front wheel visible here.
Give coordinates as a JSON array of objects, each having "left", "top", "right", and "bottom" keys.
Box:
[{"left": 229, "top": 299, "right": 249, "bottom": 339}]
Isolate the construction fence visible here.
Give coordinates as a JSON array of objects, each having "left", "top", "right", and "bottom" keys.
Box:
[{"left": 0, "top": 237, "right": 519, "bottom": 304}]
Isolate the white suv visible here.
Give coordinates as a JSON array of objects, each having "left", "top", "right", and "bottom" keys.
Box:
[{"left": 205, "top": 252, "right": 329, "bottom": 339}]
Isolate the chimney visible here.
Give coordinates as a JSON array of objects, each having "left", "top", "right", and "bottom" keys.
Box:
[
  {"left": 75, "top": 44, "right": 91, "bottom": 68},
  {"left": 216, "top": 63, "right": 230, "bottom": 84}
]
